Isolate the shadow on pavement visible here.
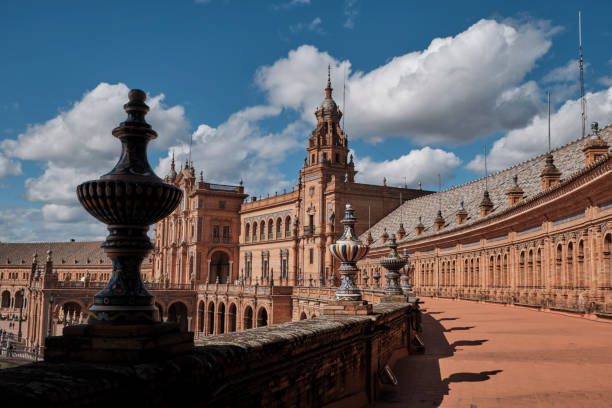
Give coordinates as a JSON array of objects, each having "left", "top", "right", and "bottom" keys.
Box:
[
  {"left": 374, "top": 312, "right": 496, "bottom": 407},
  {"left": 444, "top": 326, "right": 475, "bottom": 332},
  {"left": 437, "top": 317, "right": 459, "bottom": 321}
]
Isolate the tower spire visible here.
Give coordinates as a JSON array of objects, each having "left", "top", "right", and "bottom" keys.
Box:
[{"left": 325, "top": 64, "right": 332, "bottom": 98}]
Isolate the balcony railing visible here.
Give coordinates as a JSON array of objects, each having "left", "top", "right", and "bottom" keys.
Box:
[{"left": 303, "top": 225, "right": 314, "bottom": 236}]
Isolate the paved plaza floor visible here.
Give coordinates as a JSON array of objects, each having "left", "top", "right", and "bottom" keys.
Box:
[{"left": 375, "top": 298, "right": 612, "bottom": 408}]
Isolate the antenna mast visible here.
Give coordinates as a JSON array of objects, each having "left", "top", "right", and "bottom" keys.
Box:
[
  {"left": 579, "top": 11, "right": 586, "bottom": 138},
  {"left": 547, "top": 90, "right": 551, "bottom": 152},
  {"left": 484, "top": 145, "right": 488, "bottom": 191},
  {"left": 188, "top": 131, "right": 193, "bottom": 166},
  {"left": 342, "top": 65, "right": 346, "bottom": 131}
]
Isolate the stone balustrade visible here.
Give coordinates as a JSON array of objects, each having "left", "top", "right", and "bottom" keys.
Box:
[{"left": 0, "top": 302, "right": 420, "bottom": 407}]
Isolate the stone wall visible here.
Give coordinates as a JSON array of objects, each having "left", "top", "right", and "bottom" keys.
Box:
[{"left": 0, "top": 303, "right": 419, "bottom": 408}]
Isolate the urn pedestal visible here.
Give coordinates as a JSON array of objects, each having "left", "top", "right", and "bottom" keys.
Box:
[
  {"left": 323, "top": 203, "right": 373, "bottom": 316},
  {"left": 44, "top": 90, "right": 193, "bottom": 363}
]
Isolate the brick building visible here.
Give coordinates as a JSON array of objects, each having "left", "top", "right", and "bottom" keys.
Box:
[
  {"left": 3, "top": 80, "right": 612, "bottom": 350},
  {"left": 359, "top": 123, "right": 612, "bottom": 312}
]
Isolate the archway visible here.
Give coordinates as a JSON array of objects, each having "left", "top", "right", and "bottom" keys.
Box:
[
  {"left": 228, "top": 303, "right": 237, "bottom": 332},
  {"left": 197, "top": 301, "right": 205, "bottom": 333},
  {"left": 207, "top": 302, "right": 215, "bottom": 335},
  {"left": 300, "top": 312, "right": 307, "bottom": 320},
  {"left": 168, "top": 302, "right": 189, "bottom": 332},
  {"left": 218, "top": 303, "right": 226, "bottom": 334},
  {"left": 210, "top": 251, "right": 230, "bottom": 283},
  {"left": 14, "top": 291, "right": 24, "bottom": 309},
  {"left": 155, "top": 302, "right": 164, "bottom": 322},
  {"left": 257, "top": 307, "right": 268, "bottom": 327},
  {"left": 1, "top": 290, "right": 10, "bottom": 308},
  {"left": 62, "top": 302, "right": 82, "bottom": 324},
  {"left": 244, "top": 306, "right": 253, "bottom": 330}
]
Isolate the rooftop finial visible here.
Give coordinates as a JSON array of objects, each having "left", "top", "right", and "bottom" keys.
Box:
[
  {"left": 325, "top": 64, "right": 332, "bottom": 98},
  {"left": 199, "top": 170, "right": 204, "bottom": 182}
]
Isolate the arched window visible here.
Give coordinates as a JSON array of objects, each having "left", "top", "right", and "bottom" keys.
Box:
[
  {"left": 244, "top": 306, "right": 253, "bottom": 329},
  {"left": 519, "top": 251, "right": 525, "bottom": 287},
  {"left": 228, "top": 303, "right": 237, "bottom": 332},
  {"left": 311, "top": 154, "right": 315, "bottom": 165},
  {"left": 218, "top": 303, "right": 226, "bottom": 334},
  {"left": 245, "top": 223, "right": 250, "bottom": 242},
  {"left": 603, "top": 234, "right": 612, "bottom": 289},
  {"left": 257, "top": 308, "right": 268, "bottom": 327},
  {"left": 503, "top": 254, "right": 509, "bottom": 287},
  {"left": 489, "top": 256, "right": 494, "bottom": 288},
  {"left": 207, "top": 302, "right": 215, "bottom": 335},
  {"left": 578, "top": 241, "right": 585, "bottom": 288},
  {"left": 556, "top": 244, "right": 563, "bottom": 288},
  {"left": 335, "top": 153, "right": 340, "bottom": 163},
  {"left": 260, "top": 220, "right": 265, "bottom": 241},
  {"left": 285, "top": 216, "right": 291, "bottom": 237},
  {"left": 567, "top": 242, "right": 574, "bottom": 289},
  {"left": 268, "top": 219, "right": 273, "bottom": 240},
  {"left": 276, "top": 218, "right": 282, "bottom": 239},
  {"left": 252, "top": 222, "right": 258, "bottom": 242}
]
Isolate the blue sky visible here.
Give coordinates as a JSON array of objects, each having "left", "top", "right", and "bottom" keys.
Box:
[{"left": 1, "top": 0, "right": 612, "bottom": 241}]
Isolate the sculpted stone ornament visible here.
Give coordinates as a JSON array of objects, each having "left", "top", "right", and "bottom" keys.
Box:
[
  {"left": 380, "top": 234, "right": 407, "bottom": 296},
  {"left": 329, "top": 203, "right": 369, "bottom": 301},
  {"left": 45, "top": 90, "right": 192, "bottom": 363},
  {"left": 77, "top": 89, "right": 182, "bottom": 324}
]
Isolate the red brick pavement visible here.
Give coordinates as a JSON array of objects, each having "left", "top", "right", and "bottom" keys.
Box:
[{"left": 375, "top": 298, "right": 612, "bottom": 408}]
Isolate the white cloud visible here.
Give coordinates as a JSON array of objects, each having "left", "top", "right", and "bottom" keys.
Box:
[
  {"left": 343, "top": 0, "right": 359, "bottom": 29},
  {"left": 256, "top": 19, "right": 554, "bottom": 145},
  {"left": 543, "top": 59, "right": 580, "bottom": 83},
  {"left": 156, "top": 105, "right": 306, "bottom": 197},
  {"left": 354, "top": 146, "right": 462, "bottom": 188},
  {"left": 274, "top": 0, "right": 310, "bottom": 10},
  {"left": 290, "top": 17, "right": 325, "bottom": 35},
  {"left": 467, "top": 86, "right": 612, "bottom": 172},
  {"left": 0, "top": 153, "right": 22, "bottom": 178},
  {"left": 0, "top": 83, "right": 189, "bottom": 239}
]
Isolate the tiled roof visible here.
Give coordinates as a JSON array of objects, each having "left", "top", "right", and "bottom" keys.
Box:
[
  {"left": 0, "top": 241, "right": 152, "bottom": 266},
  {"left": 361, "top": 125, "right": 612, "bottom": 248}
]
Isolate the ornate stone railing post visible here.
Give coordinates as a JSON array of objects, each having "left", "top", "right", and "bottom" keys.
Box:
[
  {"left": 380, "top": 235, "right": 409, "bottom": 303},
  {"left": 324, "top": 203, "right": 372, "bottom": 315},
  {"left": 45, "top": 90, "right": 193, "bottom": 363}
]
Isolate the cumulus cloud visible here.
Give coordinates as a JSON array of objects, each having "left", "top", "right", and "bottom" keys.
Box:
[
  {"left": 354, "top": 147, "right": 461, "bottom": 188},
  {"left": 467, "top": 86, "right": 612, "bottom": 172},
  {"left": 0, "top": 83, "right": 189, "bottom": 238},
  {"left": 156, "top": 105, "right": 306, "bottom": 196},
  {"left": 0, "top": 153, "right": 22, "bottom": 178},
  {"left": 256, "top": 19, "right": 554, "bottom": 144}
]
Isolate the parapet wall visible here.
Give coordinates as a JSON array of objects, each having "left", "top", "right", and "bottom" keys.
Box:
[{"left": 0, "top": 303, "right": 420, "bottom": 408}]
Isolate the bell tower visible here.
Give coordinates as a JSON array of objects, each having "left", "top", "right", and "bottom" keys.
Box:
[{"left": 304, "top": 66, "right": 355, "bottom": 181}]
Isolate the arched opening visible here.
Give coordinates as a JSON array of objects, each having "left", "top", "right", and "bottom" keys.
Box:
[
  {"left": 463, "top": 259, "right": 469, "bottom": 287},
  {"left": 14, "top": 291, "right": 24, "bottom": 309},
  {"left": 245, "top": 223, "right": 250, "bottom": 242},
  {"left": 567, "top": 242, "right": 574, "bottom": 289},
  {"left": 495, "top": 255, "right": 501, "bottom": 288},
  {"left": 519, "top": 251, "right": 525, "bottom": 287},
  {"left": 168, "top": 302, "right": 189, "bottom": 332},
  {"left": 578, "top": 241, "right": 585, "bottom": 288},
  {"left": 252, "top": 222, "right": 258, "bottom": 242},
  {"left": 197, "top": 301, "right": 205, "bottom": 333},
  {"left": 556, "top": 244, "right": 563, "bottom": 288},
  {"left": 503, "top": 254, "right": 509, "bottom": 287},
  {"left": 218, "top": 303, "right": 226, "bottom": 334},
  {"left": 155, "top": 302, "right": 164, "bottom": 322},
  {"left": 267, "top": 219, "right": 273, "bottom": 240},
  {"left": 527, "top": 250, "right": 534, "bottom": 288},
  {"left": 244, "top": 306, "right": 253, "bottom": 330},
  {"left": 1, "top": 290, "right": 10, "bottom": 308},
  {"left": 276, "top": 218, "right": 282, "bottom": 239},
  {"left": 210, "top": 251, "right": 230, "bottom": 283},
  {"left": 207, "top": 302, "right": 215, "bottom": 335},
  {"left": 604, "top": 234, "right": 612, "bottom": 288},
  {"left": 228, "top": 303, "right": 237, "bottom": 332},
  {"left": 256, "top": 307, "right": 268, "bottom": 327},
  {"left": 260, "top": 220, "right": 265, "bottom": 241},
  {"left": 536, "top": 249, "right": 542, "bottom": 288},
  {"left": 285, "top": 216, "right": 291, "bottom": 238},
  {"left": 300, "top": 312, "right": 307, "bottom": 320},
  {"left": 62, "top": 302, "right": 82, "bottom": 324},
  {"left": 488, "top": 256, "right": 494, "bottom": 288}
]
